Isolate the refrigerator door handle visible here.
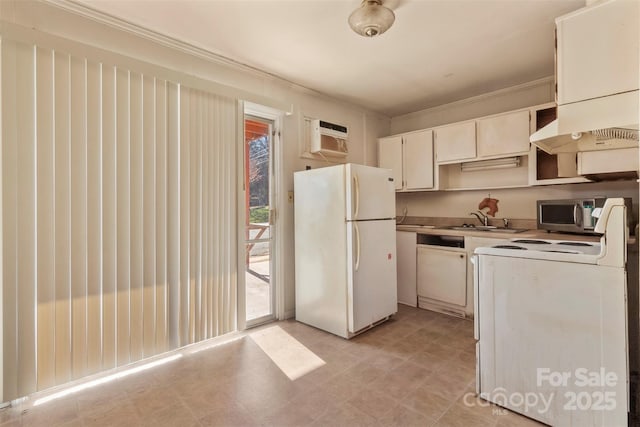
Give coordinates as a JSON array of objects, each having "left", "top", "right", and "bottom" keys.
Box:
[
  {"left": 354, "top": 222, "right": 361, "bottom": 271},
  {"left": 353, "top": 173, "right": 360, "bottom": 220}
]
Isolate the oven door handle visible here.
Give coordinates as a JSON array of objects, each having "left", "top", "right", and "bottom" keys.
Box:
[{"left": 471, "top": 255, "right": 479, "bottom": 341}]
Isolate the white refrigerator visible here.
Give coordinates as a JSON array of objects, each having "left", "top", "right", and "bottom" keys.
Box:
[{"left": 294, "top": 163, "right": 397, "bottom": 339}]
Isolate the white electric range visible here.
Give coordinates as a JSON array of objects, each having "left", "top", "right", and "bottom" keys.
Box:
[{"left": 474, "top": 198, "right": 629, "bottom": 426}]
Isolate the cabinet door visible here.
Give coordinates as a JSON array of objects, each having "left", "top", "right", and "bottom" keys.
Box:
[
  {"left": 404, "top": 129, "right": 434, "bottom": 190},
  {"left": 417, "top": 246, "right": 467, "bottom": 306},
  {"left": 396, "top": 231, "right": 417, "bottom": 307},
  {"left": 476, "top": 110, "right": 530, "bottom": 158},
  {"left": 577, "top": 148, "right": 639, "bottom": 175},
  {"left": 557, "top": 0, "right": 639, "bottom": 105},
  {"left": 378, "top": 136, "right": 403, "bottom": 190},
  {"left": 435, "top": 121, "right": 476, "bottom": 163}
]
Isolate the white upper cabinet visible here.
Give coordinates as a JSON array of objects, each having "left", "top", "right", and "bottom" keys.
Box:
[
  {"left": 476, "top": 110, "right": 530, "bottom": 158},
  {"left": 404, "top": 130, "right": 434, "bottom": 190},
  {"left": 378, "top": 136, "right": 403, "bottom": 190},
  {"left": 435, "top": 121, "right": 476, "bottom": 163},
  {"left": 556, "top": 0, "right": 639, "bottom": 105},
  {"left": 378, "top": 129, "right": 434, "bottom": 192}
]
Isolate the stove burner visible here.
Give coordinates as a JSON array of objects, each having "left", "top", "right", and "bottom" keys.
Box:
[
  {"left": 493, "top": 245, "right": 527, "bottom": 250},
  {"left": 512, "top": 239, "right": 551, "bottom": 245},
  {"left": 557, "top": 241, "right": 593, "bottom": 247},
  {"left": 543, "top": 250, "right": 580, "bottom": 254}
]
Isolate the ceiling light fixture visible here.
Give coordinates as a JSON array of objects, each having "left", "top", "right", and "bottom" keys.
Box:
[{"left": 348, "top": 0, "right": 395, "bottom": 38}]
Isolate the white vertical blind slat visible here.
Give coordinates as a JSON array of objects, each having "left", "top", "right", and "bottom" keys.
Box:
[
  {"left": 115, "top": 68, "right": 131, "bottom": 366},
  {"left": 70, "top": 55, "right": 88, "bottom": 380},
  {"left": 166, "top": 82, "right": 180, "bottom": 351},
  {"left": 2, "top": 39, "right": 19, "bottom": 401},
  {"left": 142, "top": 75, "right": 156, "bottom": 358},
  {"left": 179, "top": 89, "right": 190, "bottom": 347},
  {"left": 129, "top": 71, "right": 144, "bottom": 363},
  {"left": 16, "top": 42, "right": 37, "bottom": 397},
  {"left": 53, "top": 50, "right": 72, "bottom": 386},
  {"left": 155, "top": 79, "right": 167, "bottom": 353},
  {"left": 101, "top": 65, "right": 117, "bottom": 370},
  {"left": 35, "top": 46, "right": 56, "bottom": 391},
  {"left": 201, "top": 95, "right": 209, "bottom": 340},
  {"left": 189, "top": 90, "right": 198, "bottom": 344},
  {"left": 207, "top": 95, "right": 215, "bottom": 338},
  {"left": 194, "top": 92, "right": 203, "bottom": 343},
  {"left": 1, "top": 43, "right": 238, "bottom": 400},
  {"left": 86, "top": 60, "right": 103, "bottom": 376}
]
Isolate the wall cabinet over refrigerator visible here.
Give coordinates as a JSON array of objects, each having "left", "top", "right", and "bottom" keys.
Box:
[{"left": 378, "top": 129, "right": 434, "bottom": 192}]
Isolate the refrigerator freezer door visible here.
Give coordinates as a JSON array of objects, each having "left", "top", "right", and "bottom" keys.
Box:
[
  {"left": 346, "top": 219, "right": 397, "bottom": 333},
  {"left": 345, "top": 164, "right": 396, "bottom": 221}
]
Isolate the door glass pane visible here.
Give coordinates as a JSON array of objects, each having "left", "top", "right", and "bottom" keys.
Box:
[{"left": 245, "top": 118, "right": 273, "bottom": 323}]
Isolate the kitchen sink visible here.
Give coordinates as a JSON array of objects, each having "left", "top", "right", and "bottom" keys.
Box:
[{"left": 442, "top": 225, "right": 528, "bottom": 233}]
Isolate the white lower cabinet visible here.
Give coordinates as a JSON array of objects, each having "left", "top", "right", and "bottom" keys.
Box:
[
  {"left": 417, "top": 245, "right": 467, "bottom": 315},
  {"left": 396, "top": 231, "right": 417, "bottom": 307}
]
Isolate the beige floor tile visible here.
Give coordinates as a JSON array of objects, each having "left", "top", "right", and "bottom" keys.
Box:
[
  {"left": 312, "top": 402, "right": 378, "bottom": 427},
  {"left": 434, "top": 402, "right": 497, "bottom": 427},
  {"left": 347, "top": 387, "right": 396, "bottom": 419},
  {"left": 377, "top": 403, "right": 435, "bottom": 427},
  {"left": 285, "top": 388, "right": 339, "bottom": 421},
  {"left": 495, "top": 410, "right": 547, "bottom": 426},
  {"left": 140, "top": 401, "right": 201, "bottom": 427},
  {"left": 81, "top": 399, "right": 142, "bottom": 426},
  {"left": 197, "top": 402, "right": 259, "bottom": 427},
  {"left": 421, "top": 370, "right": 473, "bottom": 401},
  {"left": 321, "top": 373, "right": 368, "bottom": 401},
  {"left": 401, "top": 382, "right": 454, "bottom": 420},
  {"left": 370, "top": 361, "right": 431, "bottom": 400},
  {"left": 20, "top": 398, "right": 79, "bottom": 427}
]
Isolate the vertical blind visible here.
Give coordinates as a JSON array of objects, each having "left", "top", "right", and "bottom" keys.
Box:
[{"left": 1, "top": 38, "right": 237, "bottom": 401}]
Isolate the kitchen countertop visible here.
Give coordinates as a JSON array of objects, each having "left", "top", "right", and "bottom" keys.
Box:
[{"left": 396, "top": 224, "right": 603, "bottom": 243}]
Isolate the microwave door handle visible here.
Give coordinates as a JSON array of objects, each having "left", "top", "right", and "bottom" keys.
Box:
[{"left": 574, "top": 203, "right": 583, "bottom": 227}]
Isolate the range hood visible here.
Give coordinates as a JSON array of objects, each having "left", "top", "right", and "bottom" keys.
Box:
[{"left": 530, "top": 90, "right": 639, "bottom": 154}]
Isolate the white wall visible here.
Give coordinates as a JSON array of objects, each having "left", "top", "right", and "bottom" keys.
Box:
[{"left": 0, "top": 0, "right": 391, "bottom": 321}]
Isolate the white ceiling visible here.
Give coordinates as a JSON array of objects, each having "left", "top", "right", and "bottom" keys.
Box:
[{"left": 79, "top": 0, "right": 585, "bottom": 117}]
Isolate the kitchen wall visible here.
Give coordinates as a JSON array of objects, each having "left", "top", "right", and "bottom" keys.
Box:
[
  {"left": 397, "top": 181, "right": 638, "bottom": 221},
  {"left": 0, "top": 0, "right": 390, "bottom": 323}
]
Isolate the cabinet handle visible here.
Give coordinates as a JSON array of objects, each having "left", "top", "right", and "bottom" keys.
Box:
[{"left": 460, "top": 254, "right": 464, "bottom": 258}]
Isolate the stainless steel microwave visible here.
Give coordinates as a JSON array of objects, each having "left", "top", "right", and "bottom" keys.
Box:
[{"left": 537, "top": 198, "right": 608, "bottom": 234}]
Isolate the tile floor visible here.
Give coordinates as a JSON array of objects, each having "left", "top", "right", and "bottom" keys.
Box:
[{"left": 0, "top": 305, "right": 544, "bottom": 427}]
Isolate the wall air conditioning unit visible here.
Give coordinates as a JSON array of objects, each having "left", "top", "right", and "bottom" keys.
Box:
[{"left": 310, "top": 119, "right": 348, "bottom": 157}]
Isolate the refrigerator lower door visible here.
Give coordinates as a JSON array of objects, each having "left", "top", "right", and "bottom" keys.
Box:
[
  {"left": 345, "top": 164, "right": 395, "bottom": 221},
  {"left": 346, "top": 219, "right": 397, "bottom": 333}
]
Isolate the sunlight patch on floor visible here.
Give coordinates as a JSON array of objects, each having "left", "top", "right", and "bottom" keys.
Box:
[
  {"left": 32, "top": 354, "right": 183, "bottom": 407},
  {"left": 249, "top": 325, "right": 325, "bottom": 380}
]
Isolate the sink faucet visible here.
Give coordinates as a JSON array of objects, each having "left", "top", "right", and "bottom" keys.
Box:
[{"left": 469, "top": 211, "right": 489, "bottom": 226}]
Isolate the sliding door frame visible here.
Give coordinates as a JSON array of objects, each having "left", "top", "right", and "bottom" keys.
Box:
[{"left": 237, "top": 101, "right": 284, "bottom": 331}]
